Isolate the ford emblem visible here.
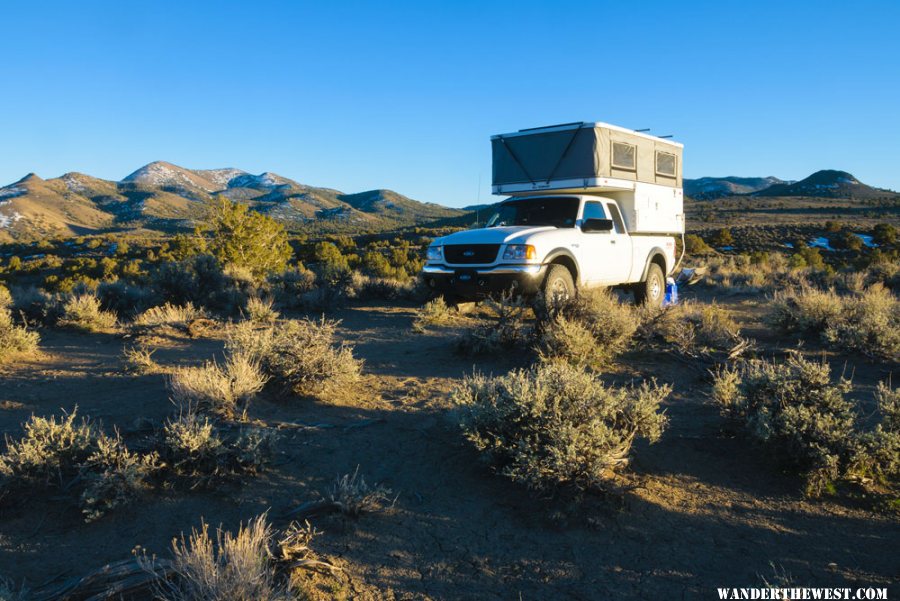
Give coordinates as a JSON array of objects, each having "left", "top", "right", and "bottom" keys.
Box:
[{"left": 463, "top": 250, "right": 475, "bottom": 257}]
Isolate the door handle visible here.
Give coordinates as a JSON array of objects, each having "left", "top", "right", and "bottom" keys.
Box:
[{"left": 610, "top": 240, "right": 616, "bottom": 244}]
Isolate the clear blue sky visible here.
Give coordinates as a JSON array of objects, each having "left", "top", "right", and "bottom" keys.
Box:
[{"left": 1, "top": 0, "right": 898, "bottom": 207}]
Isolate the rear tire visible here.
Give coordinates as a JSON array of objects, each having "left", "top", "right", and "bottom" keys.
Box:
[
  {"left": 634, "top": 263, "right": 665, "bottom": 307},
  {"left": 541, "top": 264, "right": 575, "bottom": 311}
]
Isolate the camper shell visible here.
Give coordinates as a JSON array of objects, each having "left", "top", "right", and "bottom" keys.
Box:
[{"left": 492, "top": 122, "right": 684, "bottom": 235}]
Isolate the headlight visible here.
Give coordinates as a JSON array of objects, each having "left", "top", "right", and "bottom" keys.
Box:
[
  {"left": 502, "top": 244, "right": 536, "bottom": 261},
  {"left": 426, "top": 245, "right": 443, "bottom": 262}
]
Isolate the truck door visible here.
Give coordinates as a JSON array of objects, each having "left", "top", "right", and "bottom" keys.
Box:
[{"left": 577, "top": 201, "right": 632, "bottom": 286}]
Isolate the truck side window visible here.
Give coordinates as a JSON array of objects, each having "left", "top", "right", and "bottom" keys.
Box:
[
  {"left": 582, "top": 201, "right": 606, "bottom": 222},
  {"left": 606, "top": 203, "right": 626, "bottom": 234}
]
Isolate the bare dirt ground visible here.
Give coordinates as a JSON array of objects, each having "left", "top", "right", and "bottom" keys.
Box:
[{"left": 0, "top": 291, "right": 898, "bottom": 599}]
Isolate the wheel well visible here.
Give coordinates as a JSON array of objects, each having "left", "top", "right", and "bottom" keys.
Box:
[
  {"left": 549, "top": 254, "right": 578, "bottom": 283},
  {"left": 650, "top": 253, "right": 666, "bottom": 276}
]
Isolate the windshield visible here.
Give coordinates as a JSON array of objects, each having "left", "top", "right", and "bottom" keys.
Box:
[{"left": 486, "top": 197, "right": 579, "bottom": 228}]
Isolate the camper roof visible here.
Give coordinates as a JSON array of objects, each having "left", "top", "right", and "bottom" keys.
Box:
[{"left": 491, "top": 121, "right": 683, "bottom": 149}]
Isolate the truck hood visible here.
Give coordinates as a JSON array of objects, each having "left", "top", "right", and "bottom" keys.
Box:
[{"left": 437, "top": 226, "right": 556, "bottom": 246}]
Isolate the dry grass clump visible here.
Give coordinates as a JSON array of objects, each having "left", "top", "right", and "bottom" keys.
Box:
[
  {"left": 536, "top": 290, "right": 638, "bottom": 369},
  {"left": 455, "top": 293, "right": 533, "bottom": 355},
  {"left": 228, "top": 318, "right": 362, "bottom": 399},
  {"left": 0, "top": 306, "right": 39, "bottom": 364},
  {"left": 772, "top": 285, "right": 899, "bottom": 360},
  {"left": 123, "top": 345, "right": 163, "bottom": 374},
  {"left": 454, "top": 361, "right": 670, "bottom": 492},
  {"left": 161, "top": 412, "right": 274, "bottom": 483},
  {"left": 244, "top": 297, "right": 279, "bottom": 324},
  {"left": 329, "top": 467, "right": 394, "bottom": 517},
  {"left": 134, "top": 302, "right": 207, "bottom": 329},
  {"left": 168, "top": 353, "right": 268, "bottom": 419},
  {"left": 80, "top": 431, "right": 161, "bottom": 522},
  {"left": 149, "top": 514, "right": 298, "bottom": 601},
  {"left": 58, "top": 293, "right": 118, "bottom": 332},
  {"left": 712, "top": 353, "right": 899, "bottom": 497},
  {"left": 411, "top": 296, "right": 455, "bottom": 332}
]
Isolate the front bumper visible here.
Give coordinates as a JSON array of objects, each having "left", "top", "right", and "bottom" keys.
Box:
[{"left": 421, "top": 264, "right": 546, "bottom": 300}]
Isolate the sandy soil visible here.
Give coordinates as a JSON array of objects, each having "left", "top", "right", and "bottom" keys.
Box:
[{"left": 0, "top": 292, "right": 897, "bottom": 599}]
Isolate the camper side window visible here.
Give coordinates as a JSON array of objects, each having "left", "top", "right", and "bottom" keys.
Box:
[
  {"left": 656, "top": 151, "right": 677, "bottom": 177},
  {"left": 611, "top": 142, "right": 636, "bottom": 171}
]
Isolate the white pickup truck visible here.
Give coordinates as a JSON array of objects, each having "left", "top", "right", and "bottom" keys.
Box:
[
  {"left": 422, "top": 194, "right": 678, "bottom": 306},
  {"left": 422, "top": 121, "right": 685, "bottom": 307}
]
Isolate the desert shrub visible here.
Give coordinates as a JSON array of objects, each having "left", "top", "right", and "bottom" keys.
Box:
[
  {"left": 153, "top": 255, "right": 248, "bottom": 315},
  {"left": 329, "top": 467, "right": 394, "bottom": 517},
  {"left": 269, "top": 265, "right": 317, "bottom": 309},
  {"left": 313, "top": 242, "right": 351, "bottom": 284},
  {"left": 685, "top": 234, "right": 714, "bottom": 255},
  {"left": 200, "top": 196, "right": 294, "bottom": 279},
  {"left": 168, "top": 353, "right": 268, "bottom": 418},
  {"left": 645, "top": 301, "right": 742, "bottom": 357},
  {"left": 0, "top": 285, "right": 11, "bottom": 308},
  {"left": 355, "top": 275, "right": 420, "bottom": 301},
  {"left": 58, "top": 293, "right": 118, "bottom": 332},
  {"left": 0, "top": 410, "right": 95, "bottom": 484},
  {"left": 456, "top": 293, "right": 533, "bottom": 355},
  {"left": 536, "top": 290, "right": 638, "bottom": 367},
  {"left": 97, "top": 281, "right": 159, "bottom": 318},
  {"left": 454, "top": 361, "right": 669, "bottom": 492},
  {"left": 229, "top": 318, "right": 362, "bottom": 398},
  {"left": 123, "top": 345, "right": 162, "bottom": 374},
  {"left": 149, "top": 514, "right": 297, "bottom": 601},
  {"left": 244, "top": 297, "right": 279, "bottom": 324},
  {"left": 773, "top": 286, "right": 899, "bottom": 360},
  {"left": 771, "top": 287, "right": 844, "bottom": 334},
  {"left": 711, "top": 354, "right": 895, "bottom": 496},
  {"left": 872, "top": 223, "right": 896, "bottom": 246},
  {"left": 161, "top": 412, "right": 274, "bottom": 483},
  {"left": 0, "top": 307, "right": 39, "bottom": 363},
  {"left": 822, "top": 286, "right": 899, "bottom": 360},
  {"left": 412, "top": 297, "right": 454, "bottom": 332},
  {"left": 134, "top": 302, "right": 207, "bottom": 329},
  {"left": 7, "top": 286, "right": 52, "bottom": 323},
  {"left": 79, "top": 431, "right": 160, "bottom": 522},
  {"left": 0, "top": 410, "right": 160, "bottom": 520},
  {"left": 860, "top": 382, "right": 900, "bottom": 483},
  {"left": 711, "top": 228, "right": 734, "bottom": 247}
]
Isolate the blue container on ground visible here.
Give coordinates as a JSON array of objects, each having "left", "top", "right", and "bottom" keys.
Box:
[{"left": 663, "top": 277, "right": 678, "bottom": 306}]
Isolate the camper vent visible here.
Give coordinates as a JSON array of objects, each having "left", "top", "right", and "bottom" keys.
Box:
[
  {"left": 656, "top": 151, "right": 677, "bottom": 177},
  {"left": 611, "top": 142, "right": 636, "bottom": 171}
]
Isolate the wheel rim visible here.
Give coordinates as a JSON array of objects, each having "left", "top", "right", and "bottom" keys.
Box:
[
  {"left": 650, "top": 276, "right": 662, "bottom": 300},
  {"left": 549, "top": 277, "right": 570, "bottom": 305}
]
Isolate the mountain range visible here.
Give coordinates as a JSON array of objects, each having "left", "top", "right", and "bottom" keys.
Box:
[
  {"left": 1, "top": 164, "right": 897, "bottom": 242},
  {"left": 685, "top": 170, "right": 898, "bottom": 201},
  {"left": 0, "top": 162, "right": 465, "bottom": 241}
]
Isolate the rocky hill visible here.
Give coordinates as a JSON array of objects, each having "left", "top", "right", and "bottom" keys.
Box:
[
  {"left": 684, "top": 176, "right": 784, "bottom": 200},
  {"left": 751, "top": 170, "right": 897, "bottom": 200},
  {"left": 0, "top": 162, "right": 465, "bottom": 241}
]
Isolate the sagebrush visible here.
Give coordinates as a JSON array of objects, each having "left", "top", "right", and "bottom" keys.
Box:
[{"left": 454, "top": 361, "right": 669, "bottom": 491}]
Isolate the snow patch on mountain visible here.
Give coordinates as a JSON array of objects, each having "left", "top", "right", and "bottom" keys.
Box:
[{"left": 0, "top": 187, "right": 26, "bottom": 200}]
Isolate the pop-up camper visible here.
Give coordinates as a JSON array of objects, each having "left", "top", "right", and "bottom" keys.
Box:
[{"left": 491, "top": 122, "right": 684, "bottom": 235}]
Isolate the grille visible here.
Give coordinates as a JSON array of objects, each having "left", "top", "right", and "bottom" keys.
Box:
[{"left": 444, "top": 244, "right": 500, "bottom": 265}]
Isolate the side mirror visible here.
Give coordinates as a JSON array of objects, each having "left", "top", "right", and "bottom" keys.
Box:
[{"left": 582, "top": 218, "right": 614, "bottom": 233}]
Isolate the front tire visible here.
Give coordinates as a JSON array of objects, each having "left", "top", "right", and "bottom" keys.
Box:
[
  {"left": 634, "top": 263, "right": 665, "bottom": 307},
  {"left": 541, "top": 264, "right": 575, "bottom": 311}
]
